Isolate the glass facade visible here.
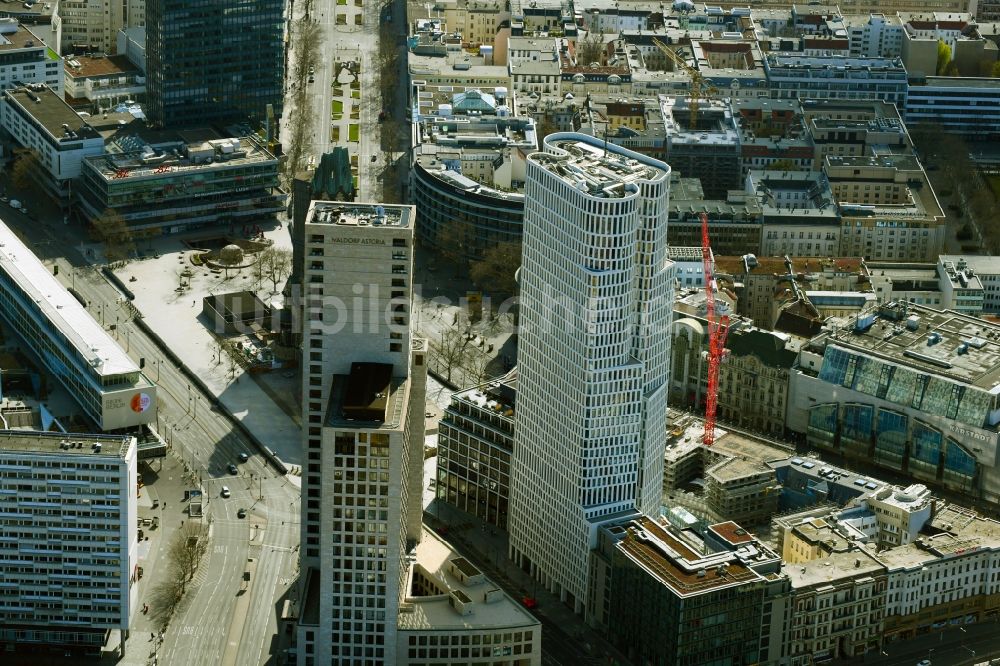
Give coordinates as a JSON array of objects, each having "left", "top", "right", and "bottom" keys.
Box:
[
  {"left": 818, "top": 345, "right": 992, "bottom": 429},
  {"left": 807, "top": 403, "right": 838, "bottom": 447},
  {"left": 146, "top": 0, "right": 284, "bottom": 128},
  {"left": 841, "top": 403, "right": 873, "bottom": 457},
  {"left": 875, "top": 409, "right": 907, "bottom": 470},
  {"left": 943, "top": 438, "right": 977, "bottom": 490},
  {"left": 909, "top": 422, "right": 942, "bottom": 481}
]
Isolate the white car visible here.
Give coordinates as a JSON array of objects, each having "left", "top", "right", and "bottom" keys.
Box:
[
  {"left": 9, "top": 199, "right": 20, "bottom": 209},
  {"left": 221, "top": 486, "right": 231, "bottom": 498}
]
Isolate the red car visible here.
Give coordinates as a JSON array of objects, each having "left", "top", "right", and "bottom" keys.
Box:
[
  {"left": 378, "top": 110, "right": 387, "bottom": 122},
  {"left": 521, "top": 596, "right": 538, "bottom": 609}
]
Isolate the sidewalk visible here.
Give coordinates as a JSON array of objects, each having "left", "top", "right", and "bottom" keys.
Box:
[{"left": 102, "top": 226, "right": 302, "bottom": 466}]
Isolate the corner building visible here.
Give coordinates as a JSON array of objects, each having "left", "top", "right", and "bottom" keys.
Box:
[{"left": 508, "top": 133, "right": 674, "bottom": 617}]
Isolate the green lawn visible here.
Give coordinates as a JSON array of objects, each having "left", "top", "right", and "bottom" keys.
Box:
[
  {"left": 349, "top": 124, "right": 360, "bottom": 141},
  {"left": 331, "top": 99, "right": 343, "bottom": 114},
  {"left": 337, "top": 0, "right": 347, "bottom": 5},
  {"left": 351, "top": 89, "right": 360, "bottom": 99}
]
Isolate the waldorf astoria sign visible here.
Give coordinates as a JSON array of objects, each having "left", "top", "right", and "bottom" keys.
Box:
[{"left": 330, "top": 238, "right": 387, "bottom": 245}]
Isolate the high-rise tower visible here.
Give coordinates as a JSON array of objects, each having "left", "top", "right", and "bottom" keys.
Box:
[
  {"left": 296, "top": 202, "right": 426, "bottom": 665},
  {"left": 508, "top": 133, "right": 675, "bottom": 616},
  {"left": 145, "top": 0, "right": 283, "bottom": 128}
]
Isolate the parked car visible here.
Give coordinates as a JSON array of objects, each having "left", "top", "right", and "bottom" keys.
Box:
[
  {"left": 228, "top": 463, "right": 238, "bottom": 474},
  {"left": 238, "top": 452, "right": 249, "bottom": 462},
  {"left": 237, "top": 508, "right": 247, "bottom": 519},
  {"left": 9, "top": 199, "right": 20, "bottom": 209},
  {"left": 221, "top": 486, "right": 231, "bottom": 498}
]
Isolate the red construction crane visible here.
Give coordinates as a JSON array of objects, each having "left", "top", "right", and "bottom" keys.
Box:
[{"left": 700, "top": 211, "right": 730, "bottom": 446}]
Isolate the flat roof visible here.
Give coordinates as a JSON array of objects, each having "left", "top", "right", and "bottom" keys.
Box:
[
  {"left": 306, "top": 202, "right": 412, "bottom": 228},
  {"left": 398, "top": 527, "right": 541, "bottom": 631},
  {"left": 4, "top": 87, "right": 101, "bottom": 141},
  {"left": 342, "top": 363, "right": 393, "bottom": 421},
  {"left": 530, "top": 134, "right": 667, "bottom": 198},
  {"left": 64, "top": 54, "right": 139, "bottom": 79},
  {"left": 707, "top": 455, "right": 772, "bottom": 482},
  {"left": 0, "top": 222, "right": 138, "bottom": 377},
  {"left": 785, "top": 547, "right": 884, "bottom": 589},
  {"left": 0, "top": 430, "right": 132, "bottom": 458},
  {"left": 87, "top": 133, "right": 276, "bottom": 180},
  {"left": 616, "top": 516, "right": 766, "bottom": 598},
  {"left": 326, "top": 371, "right": 407, "bottom": 429},
  {"left": 0, "top": 21, "right": 45, "bottom": 51},
  {"left": 822, "top": 302, "right": 1000, "bottom": 391},
  {"left": 709, "top": 521, "right": 755, "bottom": 546}
]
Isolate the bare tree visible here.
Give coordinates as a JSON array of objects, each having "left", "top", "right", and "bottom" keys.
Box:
[
  {"left": 434, "top": 220, "right": 468, "bottom": 269},
  {"left": 10, "top": 149, "right": 38, "bottom": 192},
  {"left": 470, "top": 242, "right": 520, "bottom": 298},
  {"left": 461, "top": 349, "right": 496, "bottom": 386},
  {"left": 259, "top": 246, "right": 293, "bottom": 293},
  {"left": 429, "top": 327, "right": 472, "bottom": 384},
  {"left": 148, "top": 522, "right": 210, "bottom": 630},
  {"left": 220, "top": 339, "right": 244, "bottom": 379},
  {"left": 576, "top": 31, "right": 605, "bottom": 66},
  {"left": 91, "top": 208, "right": 135, "bottom": 264}
]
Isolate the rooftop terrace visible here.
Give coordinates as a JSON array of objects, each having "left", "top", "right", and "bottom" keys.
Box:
[
  {"left": 306, "top": 202, "right": 412, "bottom": 228},
  {"left": 531, "top": 135, "right": 667, "bottom": 198}
]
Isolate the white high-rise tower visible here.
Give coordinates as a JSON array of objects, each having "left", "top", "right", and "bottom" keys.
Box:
[{"left": 508, "top": 133, "right": 675, "bottom": 616}]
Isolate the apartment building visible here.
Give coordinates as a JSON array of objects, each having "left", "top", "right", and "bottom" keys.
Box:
[
  {"left": 55, "top": 0, "right": 123, "bottom": 54},
  {"left": 786, "top": 549, "right": 886, "bottom": 664},
  {"left": 845, "top": 13, "right": 905, "bottom": 58},
  {"left": 0, "top": 431, "right": 137, "bottom": 658},
  {"left": 827, "top": 154, "right": 946, "bottom": 262},
  {"left": 938, "top": 255, "right": 1000, "bottom": 313},
  {"left": 63, "top": 55, "right": 145, "bottom": 112},
  {"left": 0, "top": 222, "right": 156, "bottom": 431}
]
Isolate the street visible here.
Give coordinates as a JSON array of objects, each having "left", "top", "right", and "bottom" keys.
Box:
[{"left": 0, "top": 205, "right": 300, "bottom": 666}]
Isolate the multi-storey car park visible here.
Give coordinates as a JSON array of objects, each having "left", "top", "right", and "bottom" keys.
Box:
[{"left": 0, "top": 221, "right": 156, "bottom": 431}]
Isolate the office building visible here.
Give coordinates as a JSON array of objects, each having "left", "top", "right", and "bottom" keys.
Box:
[
  {"left": 906, "top": 76, "right": 1000, "bottom": 140},
  {"left": 898, "top": 12, "right": 996, "bottom": 78},
  {"left": 56, "top": 0, "right": 124, "bottom": 54},
  {"left": 879, "top": 504, "right": 1000, "bottom": 643},
  {"left": 409, "top": 88, "right": 535, "bottom": 260},
  {"left": 764, "top": 54, "right": 908, "bottom": 106},
  {"left": 589, "top": 515, "right": 789, "bottom": 666},
  {"left": 845, "top": 13, "right": 905, "bottom": 58},
  {"left": 868, "top": 262, "right": 946, "bottom": 310},
  {"left": 397, "top": 528, "right": 541, "bottom": 665},
  {"left": 662, "top": 97, "right": 742, "bottom": 199},
  {"left": 0, "top": 431, "right": 137, "bottom": 658},
  {"left": 436, "top": 371, "right": 515, "bottom": 529},
  {"left": 0, "top": 222, "right": 156, "bottom": 431},
  {"left": 936, "top": 257, "right": 985, "bottom": 315},
  {"left": 509, "top": 133, "right": 674, "bottom": 617},
  {"left": 0, "top": 85, "right": 104, "bottom": 203},
  {"left": 145, "top": 0, "right": 283, "bottom": 128},
  {"left": 938, "top": 255, "right": 1000, "bottom": 313},
  {"left": 63, "top": 55, "right": 145, "bottom": 112},
  {"left": 0, "top": 20, "right": 63, "bottom": 94},
  {"left": 668, "top": 174, "right": 765, "bottom": 256},
  {"left": 296, "top": 202, "right": 427, "bottom": 665},
  {"left": 789, "top": 301, "right": 1000, "bottom": 503},
  {"left": 76, "top": 130, "right": 283, "bottom": 235}
]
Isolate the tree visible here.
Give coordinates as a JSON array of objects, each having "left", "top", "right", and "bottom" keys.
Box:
[
  {"left": 258, "top": 246, "right": 293, "bottom": 293},
  {"left": 434, "top": 220, "right": 469, "bottom": 269},
  {"left": 148, "top": 522, "right": 209, "bottom": 630},
  {"left": 992, "top": 61, "right": 1000, "bottom": 78},
  {"left": 92, "top": 208, "right": 135, "bottom": 264},
  {"left": 470, "top": 242, "right": 520, "bottom": 298},
  {"left": 220, "top": 338, "right": 244, "bottom": 379},
  {"left": 461, "top": 349, "right": 496, "bottom": 386},
  {"left": 429, "top": 326, "right": 472, "bottom": 383},
  {"left": 936, "top": 39, "right": 953, "bottom": 76},
  {"left": 576, "top": 31, "right": 605, "bottom": 66},
  {"left": 10, "top": 149, "right": 38, "bottom": 192}
]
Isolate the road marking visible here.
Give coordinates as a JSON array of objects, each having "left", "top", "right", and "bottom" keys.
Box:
[{"left": 214, "top": 545, "right": 227, "bottom": 554}]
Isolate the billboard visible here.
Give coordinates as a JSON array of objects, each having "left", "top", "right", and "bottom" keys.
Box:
[{"left": 102, "top": 385, "right": 157, "bottom": 430}]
